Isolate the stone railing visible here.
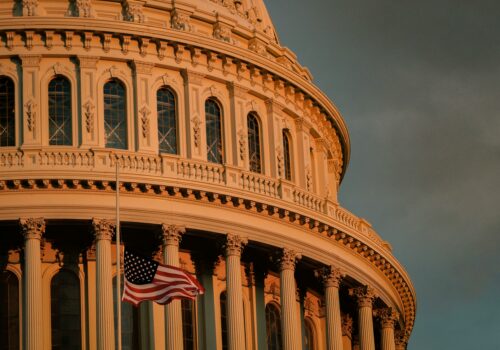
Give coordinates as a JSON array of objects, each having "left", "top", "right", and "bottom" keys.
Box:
[
  {"left": 39, "top": 150, "right": 95, "bottom": 167},
  {"left": 240, "top": 170, "right": 279, "bottom": 198},
  {"left": 0, "top": 150, "right": 23, "bottom": 168},
  {"left": 291, "top": 187, "right": 325, "bottom": 213},
  {"left": 332, "top": 205, "right": 361, "bottom": 231},
  {"left": 176, "top": 159, "right": 226, "bottom": 185}
]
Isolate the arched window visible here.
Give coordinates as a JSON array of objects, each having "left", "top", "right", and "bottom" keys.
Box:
[
  {"left": 182, "top": 299, "right": 195, "bottom": 350},
  {"left": 247, "top": 113, "right": 262, "bottom": 173},
  {"left": 0, "top": 270, "right": 19, "bottom": 350},
  {"left": 104, "top": 79, "right": 127, "bottom": 149},
  {"left": 265, "top": 303, "right": 282, "bottom": 350},
  {"left": 157, "top": 87, "right": 177, "bottom": 154},
  {"left": 113, "top": 276, "right": 140, "bottom": 350},
  {"left": 205, "top": 99, "right": 223, "bottom": 164},
  {"left": 220, "top": 291, "right": 228, "bottom": 350},
  {"left": 51, "top": 270, "right": 82, "bottom": 350},
  {"left": 48, "top": 75, "right": 72, "bottom": 145},
  {"left": 304, "top": 318, "right": 316, "bottom": 350},
  {"left": 0, "top": 76, "right": 15, "bottom": 147},
  {"left": 282, "top": 130, "right": 292, "bottom": 181}
]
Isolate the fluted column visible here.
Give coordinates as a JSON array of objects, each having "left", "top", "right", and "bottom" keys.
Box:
[
  {"left": 161, "top": 224, "right": 186, "bottom": 350},
  {"left": 92, "top": 218, "right": 116, "bottom": 350},
  {"left": 278, "top": 248, "right": 302, "bottom": 350},
  {"left": 20, "top": 217, "right": 45, "bottom": 350},
  {"left": 349, "top": 286, "right": 377, "bottom": 350},
  {"left": 224, "top": 233, "right": 248, "bottom": 350},
  {"left": 375, "top": 308, "right": 399, "bottom": 350},
  {"left": 322, "top": 266, "right": 344, "bottom": 350},
  {"left": 394, "top": 330, "right": 409, "bottom": 350}
]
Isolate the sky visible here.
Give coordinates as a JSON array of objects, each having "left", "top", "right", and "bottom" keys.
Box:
[{"left": 266, "top": 1, "right": 500, "bottom": 349}]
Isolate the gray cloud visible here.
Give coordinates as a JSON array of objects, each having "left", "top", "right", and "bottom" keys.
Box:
[{"left": 268, "top": 0, "right": 500, "bottom": 348}]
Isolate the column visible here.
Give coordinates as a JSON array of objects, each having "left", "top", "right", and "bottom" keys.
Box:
[
  {"left": 349, "top": 286, "right": 377, "bottom": 350},
  {"left": 92, "top": 218, "right": 115, "bottom": 350},
  {"left": 375, "top": 308, "right": 399, "bottom": 350},
  {"left": 322, "top": 266, "right": 344, "bottom": 350},
  {"left": 20, "top": 217, "right": 45, "bottom": 350},
  {"left": 278, "top": 248, "right": 302, "bottom": 350},
  {"left": 161, "top": 224, "right": 186, "bottom": 350},
  {"left": 224, "top": 234, "right": 248, "bottom": 350},
  {"left": 394, "top": 330, "right": 409, "bottom": 350}
]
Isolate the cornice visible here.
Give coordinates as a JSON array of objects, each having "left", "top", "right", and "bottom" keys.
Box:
[{"left": 0, "top": 176, "right": 416, "bottom": 336}]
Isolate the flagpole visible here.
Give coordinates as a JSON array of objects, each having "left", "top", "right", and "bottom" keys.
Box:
[{"left": 115, "top": 160, "right": 122, "bottom": 350}]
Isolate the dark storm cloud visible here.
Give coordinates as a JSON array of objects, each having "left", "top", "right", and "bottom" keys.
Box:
[{"left": 267, "top": 1, "right": 500, "bottom": 349}]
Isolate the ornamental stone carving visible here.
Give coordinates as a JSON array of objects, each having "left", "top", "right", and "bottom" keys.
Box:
[
  {"left": 374, "top": 307, "right": 399, "bottom": 329},
  {"left": 213, "top": 22, "right": 233, "bottom": 43},
  {"left": 171, "top": 8, "right": 192, "bottom": 31},
  {"left": 24, "top": 99, "right": 37, "bottom": 132},
  {"left": 139, "top": 105, "right": 151, "bottom": 138},
  {"left": 161, "top": 224, "right": 186, "bottom": 247},
  {"left": 92, "top": 218, "right": 115, "bottom": 241},
  {"left": 321, "top": 265, "right": 344, "bottom": 288},
  {"left": 238, "top": 129, "right": 246, "bottom": 160},
  {"left": 395, "top": 329, "right": 410, "bottom": 349},
  {"left": 123, "top": 0, "right": 145, "bottom": 23},
  {"left": 341, "top": 314, "right": 353, "bottom": 338},
  {"left": 83, "top": 100, "right": 95, "bottom": 133},
  {"left": 349, "top": 285, "right": 377, "bottom": 308},
  {"left": 191, "top": 115, "right": 201, "bottom": 147},
  {"left": 22, "top": 0, "right": 38, "bottom": 16},
  {"left": 19, "top": 218, "right": 46, "bottom": 240},
  {"left": 248, "top": 37, "right": 267, "bottom": 56},
  {"left": 278, "top": 248, "right": 301, "bottom": 271},
  {"left": 224, "top": 233, "right": 247, "bottom": 257},
  {"left": 76, "top": 0, "right": 92, "bottom": 17}
]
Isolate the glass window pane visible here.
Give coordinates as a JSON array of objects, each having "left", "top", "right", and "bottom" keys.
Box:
[
  {"left": 48, "top": 76, "right": 72, "bottom": 146},
  {"left": 0, "top": 77, "right": 15, "bottom": 147},
  {"left": 247, "top": 113, "right": 262, "bottom": 173},
  {"left": 283, "top": 131, "right": 292, "bottom": 181},
  {"left": 104, "top": 80, "right": 127, "bottom": 149},
  {"left": 157, "top": 87, "right": 177, "bottom": 154},
  {"left": 205, "top": 99, "right": 223, "bottom": 164}
]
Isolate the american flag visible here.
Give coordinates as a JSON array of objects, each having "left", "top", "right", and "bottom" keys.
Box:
[{"left": 122, "top": 250, "right": 204, "bottom": 306}]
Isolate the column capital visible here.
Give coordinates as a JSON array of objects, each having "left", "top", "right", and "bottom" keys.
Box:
[
  {"left": 341, "top": 314, "right": 353, "bottom": 339},
  {"left": 224, "top": 233, "right": 247, "bottom": 257},
  {"left": 349, "top": 285, "right": 377, "bottom": 308},
  {"left": 321, "top": 265, "right": 344, "bottom": 288},
  {"left": 92, "top": 218, "right": 115, "bottom": 241},
  {"left": 19, "top": 217, "right": 46, "bottom": 240},
  {"left": 374, "top": 307, "right": 399, "bottom": 329},
  {"left": 161, "top": 224, "right": 186, "bottom": 247},
  {"left": 278, "top": 248, "right": 301, "bottom": 271}
]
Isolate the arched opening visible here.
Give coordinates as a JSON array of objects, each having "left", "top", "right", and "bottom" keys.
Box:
[
  {"left": 48, "top": 75, "right": 72, "bottom": 145},
  {"left": 247, "top": 112, "right": 262, "bottom": 173},
  {"left": 0, "top": 76, "right": 15, "bottom": 147},
  {"left": 265, "top": 303, "right": 283, "bottom": 350},
  {"left": 51, "top": 269, "right": 82, "bottom": 350},
  {"left": 157, "top": 86, "right": 177, "bottom": 154},
  {"left": 0, "top": 270, "right": 19, "bottom": 350},
  {"left": 104, "top": 79, "right": 127, "bottom": 149},
  {"left": 205, "top": 99, "right": 223, "bottom": 164}
]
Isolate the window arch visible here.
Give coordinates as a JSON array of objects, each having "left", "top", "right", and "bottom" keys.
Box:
[
  {"left": 0, "top": 270, "right": 19, "bottom": 350},
  {"left": 104, "top": 79, "right": 127, "bottom": 149},
  {"left": 182, "top": 299, "right": 195, "bottom": 350},
  {"left": 247, "top": 113, "right": 262, "bottom": 173},
  {"left": 220, "top": 291, "right": 228, "bottom": 350},
  {"left": 48, "top": 75, "right": 72, "bottom": 145},
  {"left": 0, "top": 76, "right": 15, "bottom": 147},
  {"left": 265, "top": 303, "right": 283, "bottom": 350},
  {"left": 157, "top": 86, "right": 177, "bottom": 154},
  {"left": 282, "top": 130, "right": 292, "bottom": 181},
  {"left": 113, "top": 276, "right": 140, "bottom": 350},
  {"left": 51, "top": 269, "right": 82, "bottom": 350},
  {"left": 205, "top": 99, "right": 223, "bottom": 164},
  {"left": 303, "top": 318, "right": 316, "bottom": 350}
]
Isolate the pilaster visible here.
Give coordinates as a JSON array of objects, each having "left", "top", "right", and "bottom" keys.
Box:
[
  {"left": 181, "top": 69, "right": 205, "bottom": 160},
  {"left": 20, "top": 55, "right": 41, "bottom": 147},
  {"left": 78, "top": 56, "right": 100, "bottom": 147}
]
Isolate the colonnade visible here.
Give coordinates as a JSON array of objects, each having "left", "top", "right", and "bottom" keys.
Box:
[{"left": 17, "top": 218, "right": 404, "bottom": 350}]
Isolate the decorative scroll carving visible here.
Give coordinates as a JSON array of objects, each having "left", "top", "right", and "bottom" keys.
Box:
[
  {"left": 19, "top": 218, "right": 46, "bottom": 240},
  {"left": 25, "top": 31, "right": 34, "bottom": 50},
  {"left": 191, "top": 115, "right": 201, "bottom": 147},
  {"left": 170, "top": 8, "right": 192, "bottom": 31},
  {"left": 341, "top": 314, "right": 353, "bottom": 338},
  {"left": 123, "top": 0, "right": 145, "bottom": 23},
  {"left": 374, "top": 308, "right": 399, "bottom": 329},
  {"left": 76, "top": 0, "right": 91, "bottom": 17},
  {"left": 6, "top": 32, "right": 15, "bottom": 50},
  {"left": 321, "top": 266, "right": 344, "bottom": 288},
  {"left": 349, "top": 286, "right": 377, "bottom": 308},
  {"left": 24, "top": 99, "right": 37, "bottom": 132},
  {"left": 83, "top": 32, "right": 92, "bottom": 50},
  {"left": 158, "top": 41, "right": 168, "bottom": 60},
  {"left": 139, "top": 105, "right": 151, "bottom": 138},
  {"left": 65, "top": 31, "right": 74, "bottom": 49},
  {"left": 224, "top": 234, "right": 247, "bottom": 257},
  {"left": 277, "top": 248, "right": 301, "bottom": 271},
  {"left": 83, "top": 100, "right": 95, "bottom": 133},
  {"left": 103, "top": 33, "right": 112, "bottom": 52},
  {"left": 92, "top": 218, "right": 115, "bottom": 241},
  {"left": 248, "top": 37, "right": 267, "bottom": 56},
  {"left": 139, "top": 37, "right": 149, "bottom": 56},
  {"left": 121, "top": 35, "right": 131, "bottom": 54},
  {"left": 306, "top": 166, "right": 313, "bottom": 192},
  {"left": 22, "top": 0, "right": 38, "bottom": 16},
  {"left": 238, "top": 129, "right": 246, "bottom": 161},
  {"left": 45, "top": 31, "right": 53, "bottom": 50},
  {"left": 161, "top": 224, "right": 186, "bottom": 247},
  {"left": 213, "top": 22, "right": 232, "bottom": 43},
  {"left": 276, "top": 146, "right": 284, "bottom": 177}
]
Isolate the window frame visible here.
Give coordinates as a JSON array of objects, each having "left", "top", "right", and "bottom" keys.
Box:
[
  {"left": 47, "top": 75, "right": 73, "bottom": 146},
  {"left": 205, "top": 98, "right": 224, "bottom": 164},
  {"left": 156, "top": 85, "right": 178, "bottom": 155},
  {"left": 0, "top": 75, "right": 17, "bottom": 147},
  {"left": 282, "top": 129, "right": 293, "bottom": 181},
  {"left": 247, "top": 112, "right": 263, "bottom": 173},
  {"left": 103, "top": 78, "right": 129, "bottom": 150}
]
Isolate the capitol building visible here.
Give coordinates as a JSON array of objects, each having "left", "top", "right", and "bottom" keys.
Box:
[{"left": 0, "top": 0, "right": 416, "bottom": 349}]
